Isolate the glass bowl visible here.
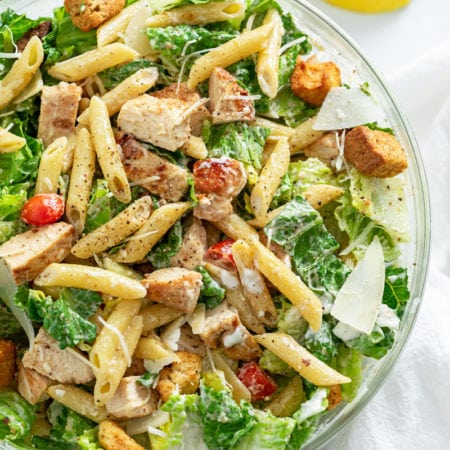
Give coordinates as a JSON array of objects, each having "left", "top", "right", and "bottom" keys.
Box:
[{"left": 1, "top": 0, "right": 430, "bottom": 448}]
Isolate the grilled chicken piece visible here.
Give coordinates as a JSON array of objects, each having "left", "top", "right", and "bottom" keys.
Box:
[
  {"left": 208, "top": 67, "right": 255, "bottom": 124},
  {"left": 302, "top": 132, "right": 339, "bottom": 167},
  {"left": 22, "top": 328, "right": 94, "bottom": 384},
  {"left": 118, "top": 94, "right": 191, "bottom": 151},
  {"left": 118, "top": 133, "right": 189, "bottom": 201},
  {"left": 38, "top": 82, "right": 82, "bottom": 147},
  {"left": 193, "top": 157, "right": 247, "bottom": 221},
  {"left": 142, "top": 267, "right": 202, "bottom": 313},
  {"left": 17, "top": 361, "right": 53, "bottom": 405},
  {"left": 152, "top": 83, "right": 210, "bottom": 136},
  {"left": 0, "top": 222, "right": 75, "bottom": 285},
  {"left": 105, "top": 376, "right": 158, "bottom": 419}
]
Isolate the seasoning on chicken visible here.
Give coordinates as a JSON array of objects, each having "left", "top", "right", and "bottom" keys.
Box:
[
  {"left": 302, "top": 132, "right": 340, "bottom": 167},
  {"left": 208, "top": 67, "right": 255, "bottom": 124},
  {"left": 17, "top": 361, "right": 53, "bottom": 405},
  {"left": 118, "top": 133, "right": 189, "bottom": 202},
  {"left": 0, "top": 222, "right": 75, "bottom": 285}
]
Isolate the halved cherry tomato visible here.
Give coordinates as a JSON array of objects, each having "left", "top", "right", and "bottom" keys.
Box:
[
  {"left": 237, "top": 360, "right": 277, "bottom": 401},
  {"left": 21, "top": 193, "right": 65, "bottom": 226},
  {"left": 206, "top": 239, "right": 236, "bottom": 270}
]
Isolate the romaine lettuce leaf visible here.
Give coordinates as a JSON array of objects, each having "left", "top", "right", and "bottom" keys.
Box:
[
  {"left": 345, "top": 325, "right": 395, "bottom": 360},
  {"left": 195, "top": 266, "right": 225, "bottom": 309},
  {"left": 147, "top": 220, "right": 183, "bottom": 269},
  {"left": 302, "top": 320, "right": 338, "bottom": 364},
  {"left": 259, "top": 349, "right": 296, "bottom": 377},
  {"left": 335, "top": 344, "right": 363, "bottom": 402},
  {"left": 0, "top": 300, "right": 22, "bottom": 339},
  {"left": 383, "top": 266, "right": 410, "bottom": 318},
  {"left": 203, "top": 121, "right": 270, "bottom": 170},
  {"left": 0, "top": 390, "right": 36, "bottom": 441}
]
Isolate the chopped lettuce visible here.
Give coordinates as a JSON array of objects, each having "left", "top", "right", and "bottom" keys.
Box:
[
  {"left": 383, "top": 266, "right": 410, "bottom": 318},
  {"left": 302, "top": 321, "right": 338, "bottom": 364},
  {"left": 259, "top": 349, "right": 296, "bottom": 377},
  {"left": 265, "top": 197, "right": 351, "bottom": 301},
  {"left": 195, "top": 266, "right": 226, "bottom": 309},
  {"left": 276, "top": 297, "right": 308, "bottom": 341},
  {"left": 345, "top": 325, "right": 395, "bottom": 360},
  {"left": 77, "top": 428, "right": 102, "bottom": 450},
  {"left": 14, "top": 286, "right": 101, "bottom": 349},
  {"left": 0, "top": 390, "right": 36, "bottom": 441},
  {"left": 0, "top": 299, "right": 22, "bottom": 339},
  {"left": 151, "top": 0, "right": 220, "bottom": 14},
  {"left": 348, "top": 168, "right": 410, "bottom": 243},
  {"left": 147, "top": 220, "right": 183, "bottom": 269},
  {"left": 199, "top": 380, "right": 257, "bottom": 450},
  {"left": 335, "top": 345, "right": 363, "bottom": 402},
  {"left": 0, "top": 185, "right": 27, "bottom": 244},
  {"left": 203, "top": 121, "right": 270, "bottom": 170}
]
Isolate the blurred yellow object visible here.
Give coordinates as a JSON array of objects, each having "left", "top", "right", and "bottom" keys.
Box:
[{"left": 324, "top": 0, "right": 410, "bottom": 13}]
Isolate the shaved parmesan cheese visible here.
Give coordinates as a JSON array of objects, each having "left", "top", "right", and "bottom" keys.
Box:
[
  {"left": 313, "top": 87, "right": 385, "bottom": 131},
  {"left": 330, "top": 237, "right": 385, "bottom": 334},
  {"left": 160, "top": 315, "right": 187, "bottom": 351}
]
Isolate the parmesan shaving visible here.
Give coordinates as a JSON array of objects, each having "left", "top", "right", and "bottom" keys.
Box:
[
  {"left": 129, "top": 175, "right": 161, "bottom": 186},
  {"left": 97, "top": 315, "right": 132, "bottom": 367},
  {"left": 279, "top": 36, "right": 306, "bottom": 55},
  {"left": 66, "top": 347, "right": 98, "bottom": 371}
]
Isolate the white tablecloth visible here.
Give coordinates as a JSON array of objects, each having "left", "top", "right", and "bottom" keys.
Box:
[{"left": 306, "top": 1, "right": 450, "bottom": 448}]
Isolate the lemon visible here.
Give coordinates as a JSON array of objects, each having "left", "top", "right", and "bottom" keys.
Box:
[{"left": 324, "top": 0, "right": 410, "bottom": 13}]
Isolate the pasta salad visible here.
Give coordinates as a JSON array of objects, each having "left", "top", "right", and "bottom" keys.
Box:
[{"left": 0, "top": 0, "right": 412, "bottom": 449}]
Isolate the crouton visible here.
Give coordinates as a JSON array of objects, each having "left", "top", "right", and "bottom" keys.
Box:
[
  {"left": 98, "top": 420, "right": 145, "bottom": 450},
  {"left": 156, "top": 351, "right": 202, "bottom": 402},
  {"left": 142, "top": 267, "right": 202, "bottom": 313},
  {"left": 64, "top": 0, "right": 126, "bottom": 32},
  {"left": 291, "top": 57, "right": 341, "bottom": 106},
  {"left": 344, "top": 125, "right": 408, "bottom": 177},
  {"left": 327, "top": 384, "right": 343, "bottom": 410},
  {"left": 0, "top": 339, "right": 16, "bottom": 388}
]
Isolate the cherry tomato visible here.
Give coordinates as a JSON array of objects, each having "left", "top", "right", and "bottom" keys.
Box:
[
  {"left": 193, "top": 157, "right": 245, "bottom": 196},
  {"left": 206, "top": 239, "right": 236, "bottom": 270},
  {"left": 21, "top": 193, "right": 65, "bottom": 226},
  {"left": 237, "top": 361, "right": 277, "bottom": 401}
]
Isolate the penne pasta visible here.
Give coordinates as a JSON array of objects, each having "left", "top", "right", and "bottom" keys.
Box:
[
  {"left": 250, "top": 136, "right": 290, "bottom": 218},
  {"left": 77, "top": 67, "right": 159, "bottom": 125},
  {"left": 146, "top": 0, "right": 246, "bottom": 28},
  {"left": 34, "top": 137, "right": 67, "bottom": 194},
  {"left": 47, "top": 43, "right": 138, "bottom": 82},
  {"left": 212, "top": 213, "right": 259, "bottom": 243},
  {"left": 0, "top": 36, "right": 44, "bottom": 110},
  {"left": 0, "top": 127, "right": 26, "bottom": 153},
  {"left": 253, "top": 116, "right": 296, "bottom": 139},
  {"left": 65, "top": 128, "right": 96, "bottom": 234},
  {"left": 256, "top": 8, "right": 284, "bottom": 98},
  {"left": 187, "top": 23, "right": 274, "bottom": 89},
  {"left": 89, "top": 96, "right": 131, "bottom": 203},
  {"left": 302, "top": 184, "right": 344, "bottom": 210},
  {"left": 265, "top": 376, "right": 305, "bottom": 417},
  {"left": 71, "top": 196, "right": 153, "bottom": 259},
  {"left": 47, "top": 384, "right": 112, "bottom": 423},
  {"left": 112, "top": 202, "right": 191, "bottom": 263},
  {"left": 250, "top": 240, "right": 323, "bottom": 332},
  {"left": 246, "top": 205, "right": 286, "bottom": 228},
  {"left": 255, "top": 332, "right": 352, "bottom": 385},
  {"left": 289, "top": 115, "right": 325, "bottom": 154},
  {"left": 134, "top": 333, "right": 176, "bottom": 360},
  {"left": 34, "top": 263, "right": 147, "bottom": 299},
  {"left": 182, "top": 135, "right": 208, "bottom": 160},
  {"left": 141, "top": 304, "right": 184, "bottom": 332}
]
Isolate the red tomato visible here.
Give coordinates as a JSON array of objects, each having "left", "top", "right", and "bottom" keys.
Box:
[
  {"left": 21, "top": 193, "right": 65, "bottom": 226},
  {"left": 206, "top": 239, "right": 236, "bottom": 270},
  {"left": 237, "top": 361, "right": 277, "bottom": 401}
]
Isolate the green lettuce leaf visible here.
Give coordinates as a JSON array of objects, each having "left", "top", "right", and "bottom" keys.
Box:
[
  {"left": 195, "top": 266, "right": 225, "bottom": 309},
  {"left": 335, "top": 344, "right": 363, "bottom": 402},
  {"left": 147, "top": 220, "right": 183, "bottom": 269},
  {"left": 77, "top": 427, "right": 102, "bottom": 450},
  {"left": 203, "top": 121, "right": 270, "bottom": 170},
  {"left": 383, "top": 266, "right": 410, "bottom": 318},
  {"left": 346, "top": 325, "right": 395, "bottom": 360},
  {"left": 0, "top": 300, "right": 22, "bottom": 339},
  {"left": 0, "top": 390, "right": 36, "bottom": 441},
  {"left": 259, "top": 349, "right": 296, "bottom": 377},
  {"left": 276, "top": 297, "right": 308, "bottom": 341},
  {"left": 302, "top": 321, "right": 338, "bottom": 364}
]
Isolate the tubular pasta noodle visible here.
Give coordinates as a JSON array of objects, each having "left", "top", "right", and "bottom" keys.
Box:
[
  {"left": 289, "top": 115, "right": 325, "bottom": 154},
  {"left": 65, "top": 129, "right": 96, "bottom": 235},
  {"left": 141, "top": 304, "right": 184, "bottom": 332},
  {"left": 71, "top": 196, "right": 153, "bottom": 258},
  {"left": 77, "top": 67, "right": 159, "bottom": 125},
  {"left": 47, "top": 384, "right": 112, "bottom": 423},
  {"left": 34, "top": 137, "right": 67, "bottom": 194},
  {"left": 256, "top": 8, "right": 284, "bottom": 98},
  {"left": 47, "top": 43, "right": 138, "bottom": 82},
  {"left": 255, "top": 332, "right": 352, "bottom": 385},
  {"left": 89, "top": 96, "right": 131, "bottom": 203},
  {"left": 146, "top": 0, "right": 246, "bottom": 28},
  {"left": 187, "top": 23, "right": 274, "bottom": 89},
  {"left": 0, "top": 36, "right": 44, "bottom": 110},
  {"left": 250, "top": 136, "right": 290, "bottom": 218},
  {"left": 182, "top": 135, "right": 208, "bottom": 160},
  {"left": 0, "top": 127, "right": 26, "bottom": 153},
  {"left": 34, "top": 263, "right": 147, "bottom": 299},
  {"left": 112, "top": 202, "right": 191, "bottom": 263}
]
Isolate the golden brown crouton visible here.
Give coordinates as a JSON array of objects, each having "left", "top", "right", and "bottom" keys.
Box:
[
  {"left": 327, "top": 384, "right": 343, "bottom": 410},
  {"left": 156, "top": 351, "right": 202, "bottom": 402},
  {"left": 0, "top": 340, "right": 16, "bottom": 388},
  {"left": 98, "top": 420, "right": 145, "bottom": 450},
  {"left": 291, "top": 57, "right": 341, "bottom": 106},
  {"left": 344, "top": 126, "right": 408, "bottom": 178},
  {"left": 64, "top": 0, "right": 126, "bottom": 32}
]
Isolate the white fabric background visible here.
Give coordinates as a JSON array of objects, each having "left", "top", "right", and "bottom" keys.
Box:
[{"left": 306, "top": 1, "right": 450, "bottom": 448}]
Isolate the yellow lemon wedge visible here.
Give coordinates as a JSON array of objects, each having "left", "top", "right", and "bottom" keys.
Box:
[{"left": 324, "top": 0, "right": 410, "bottom": 13}]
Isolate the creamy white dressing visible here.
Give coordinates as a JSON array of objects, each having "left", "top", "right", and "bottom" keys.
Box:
[{"left": 222, "top": 325, "right": 246, "bottom": 348}]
